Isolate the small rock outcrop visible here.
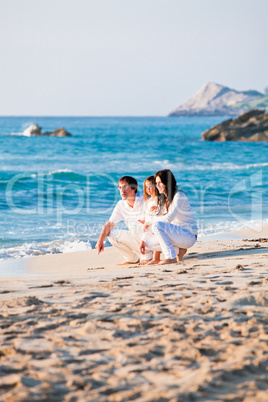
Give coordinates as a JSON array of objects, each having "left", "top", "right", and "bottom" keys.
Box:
[
  {"left": 23, "top": 125, "right": 71, "bottom": 137},
  {"left": 202, "top": 110, "right": 268, "bottom": 141},
  {"left": 43, "top": 128, "right": 71, "bottom": 137},
  {"left": 23, "top": 124, "right": 42, "bottom": 136}
]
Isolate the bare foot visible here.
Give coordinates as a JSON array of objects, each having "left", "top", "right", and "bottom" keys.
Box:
[
  {"left": 139, "top": 260, "right": 150, "bottom": 265},
  {"left": 158, "top": 258, "right": 177, "bottom": 265},
  {"left": 117, "top": 260, "right": 139, "bottom": 266},
  {"left": 177, "top": 248, "right": 187, "bottom": 262},
  {"left": 147, "top": 259, "right": 160, "bottom": 265}
]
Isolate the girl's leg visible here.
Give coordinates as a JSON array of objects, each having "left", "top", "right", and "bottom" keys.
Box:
[
  {"left": 147, "top": 251, "right": 161, "bottom": 265},
  {"left": 139, "top": 259, "right": 150, "bottom": 265}
]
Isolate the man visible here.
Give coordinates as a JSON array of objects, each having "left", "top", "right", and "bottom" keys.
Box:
[{"left": 95, "top": 176, "right": 153, "bottom": 265}]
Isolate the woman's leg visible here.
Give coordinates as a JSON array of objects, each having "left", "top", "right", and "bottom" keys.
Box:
[
  {"left": 177, "top": 248, "right": 187, "bottom": 262},
  {"left": 152, "top": 222, "right": 196, "bottom": 262}
]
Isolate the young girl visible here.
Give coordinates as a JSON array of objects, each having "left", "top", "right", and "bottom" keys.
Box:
[{"left": 139, "top": 176, "right": 162, "bottom": 265}]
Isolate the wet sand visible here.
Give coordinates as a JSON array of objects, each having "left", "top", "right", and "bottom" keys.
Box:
[{"left": 0, "top": 232, "right": 268, "bottom": 401}]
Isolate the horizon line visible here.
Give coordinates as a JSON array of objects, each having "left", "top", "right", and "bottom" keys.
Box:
[
  {"left": 0, "top": 115, "right": 167, "bottom": 118},
  {"left": 0, "top": 114, "right": 238, "bottom": 118}
]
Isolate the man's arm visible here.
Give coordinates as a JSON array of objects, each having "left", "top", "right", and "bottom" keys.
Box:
[{"left": 95, "top": 221, "right": 115, "bottom": 254}]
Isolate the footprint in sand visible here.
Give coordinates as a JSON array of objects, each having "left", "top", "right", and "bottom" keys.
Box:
[
  {"left": 230, "top": 293, "right": 268, "bottom": 307},
  {"left": 248, "top": 280, "right": 262, "bottom": 286},
  {"left": 54, "top": 280, "right": 71, "bottom": 285},
  {"left": 29, "top": 284, "right": 53, "bottom": 289},
  {"left": 87, "top": 267, "right": 105, "bottom": 270},
  {"left": 1, "top": 296, "right": 47, "bottom": 308},
  {"left": 113, "top": 276, "right": 134, "bottom": 281}
]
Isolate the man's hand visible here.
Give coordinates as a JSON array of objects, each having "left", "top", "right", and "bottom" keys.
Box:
[
  {"left": 95, "top": 240, "right": 104, "bottom": 255},
  {"left": 95, "top": 221, "right": 115, "bottom": 256},
  {"left": 139, "top": 240, "right": 146, "bottom": 255}
]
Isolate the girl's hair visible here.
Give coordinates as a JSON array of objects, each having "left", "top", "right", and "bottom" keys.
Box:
[
  {"left": 143, "top": 175, "right": 159, "bottom": 201},
  {"left": 154, "top": 169, "right": 178, "bottom": 211}
]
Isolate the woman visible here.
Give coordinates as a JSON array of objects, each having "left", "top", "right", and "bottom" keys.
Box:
[{"left": 140, "top": 169, "right": 198, "bottom": 265}]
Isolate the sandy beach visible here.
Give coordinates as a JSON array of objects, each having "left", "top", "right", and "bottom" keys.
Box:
[
  {"left": 2, "top": 0, "right": 268, "bottom": 400},
  {"left": 1, "top": 228, "right": 268, "bottom": 401}
]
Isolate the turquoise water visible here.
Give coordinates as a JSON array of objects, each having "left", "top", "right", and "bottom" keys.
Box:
[{"left": 0, "top": 116, "right": 267, "bottom": 260}]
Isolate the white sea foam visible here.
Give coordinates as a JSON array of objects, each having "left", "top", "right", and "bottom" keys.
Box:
[
  {"left": 152, "top": 161, "right": 268, "bottom": 172},
  {"left": 30, "top": 169, "right": 73, "bottom": 178},
  {"left": 2, "top": 158, "right": 268, "bottom": 177},
  {"left": 198, "top": 218, "right": 268, "bottom": 241},
  {"left": 1, "top": 218, "right": 267, "bottom": 261},
  {"left": 204, "top": 162, "right": 268, "bottom": 171},
  {"left": 23, "top": 161, "right": 268, "bottom": 181},
  {"left": 82, "top": 159, "right": 268, "bottom": 173},
  {"left": 10, "top": 131, "right": 31, "bottom": 137},
  {"left": 9, "top": 122, "right": 40, "bottom": 137},
  {"left": 47, "top": 169, "right": 73, "bottom": 176},
  {"left": 0, "top": 239, "right": 93, "bottom": 261}
]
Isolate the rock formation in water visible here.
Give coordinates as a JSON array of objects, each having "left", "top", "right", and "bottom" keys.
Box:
[
  {"left": 202, "top": 110, "right": 268, "bottom": 141},
  {"left": 168, "top": 82, "right": 266, "bottom": 116},
  {"left": 23, "top": 124, "right": 42, "bottom": 136},
  {"left": 23, "top": 125, "right": 71, "bottom": 137},
  {"left": 42, "top": 128, "right": 71, "bottom": 137}
]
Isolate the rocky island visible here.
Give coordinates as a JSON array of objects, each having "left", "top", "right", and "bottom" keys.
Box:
[
  {"left": 168, "top": 82, "right": 268, "bottom": 116},
  {"left": 202, "top": 110, "right": 268, "bottom": 141},
  {"left": 23, "top": 124, "right": 71, "bottom": 137}
]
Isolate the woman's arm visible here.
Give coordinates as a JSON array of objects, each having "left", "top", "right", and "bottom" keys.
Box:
[{"left": 155, "top": 192, "right": 184, "bottom": 223}]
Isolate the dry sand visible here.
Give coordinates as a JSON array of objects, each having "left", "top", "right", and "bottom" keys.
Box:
[{"left": 0, "top": 229, "right": 268, "bottom": 401}]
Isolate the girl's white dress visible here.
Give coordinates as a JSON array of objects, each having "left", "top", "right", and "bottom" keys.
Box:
[{"left": 140, "top": 197, "right": 163, "bottom": 242}]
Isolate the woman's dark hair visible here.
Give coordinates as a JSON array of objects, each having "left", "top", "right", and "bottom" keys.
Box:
[
  {"left": 119, "top": 176, "right": 138, "bottom": 193},
  {"left": 154, "top": 169, "right": 178, "bottom": 211}
]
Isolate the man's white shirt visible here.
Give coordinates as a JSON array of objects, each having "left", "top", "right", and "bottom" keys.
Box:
[{"left": 109, "top": 194, "right": 144, "bottom": 232}]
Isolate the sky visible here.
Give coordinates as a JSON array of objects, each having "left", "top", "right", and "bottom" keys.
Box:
[{"left": 0, "top": 0, "right": 267, "bottom": 116}]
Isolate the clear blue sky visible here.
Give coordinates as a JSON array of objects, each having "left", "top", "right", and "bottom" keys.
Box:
[{"left": 0, "top": 0, "right": 267, "bottom": 116}]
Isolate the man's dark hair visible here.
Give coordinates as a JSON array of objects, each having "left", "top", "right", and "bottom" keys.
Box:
[{"left": 119, "top": 176, "right": 138, "bottom": 193}]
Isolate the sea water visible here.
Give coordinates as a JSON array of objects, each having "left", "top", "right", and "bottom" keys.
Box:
[{"left": 0, "top": 116, "right": 267, "bottom": 260}]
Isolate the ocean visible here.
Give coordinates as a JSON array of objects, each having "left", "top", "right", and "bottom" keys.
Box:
[{"left": 0, "top": 116, "right": 267, "bottom": 260}]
